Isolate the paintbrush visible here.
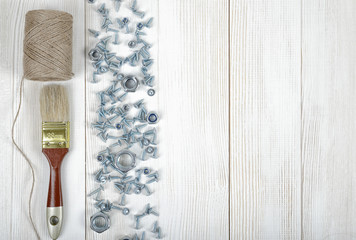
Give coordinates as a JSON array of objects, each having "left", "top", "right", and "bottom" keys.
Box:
[{"left": 40, "top": 85, "right": 70, "bottom": 239}]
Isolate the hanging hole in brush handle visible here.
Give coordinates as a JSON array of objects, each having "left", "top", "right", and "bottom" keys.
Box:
[{"left": 42, "top": 148, "right": 68, "bottom": 240}]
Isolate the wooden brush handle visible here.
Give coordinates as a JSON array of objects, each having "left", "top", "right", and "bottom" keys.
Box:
[
  {"left": 42, "top": 148, "right": 68, "bottom": 240},
  {"left": 43, "top": 148, "right": 68, "bottom": 207}
]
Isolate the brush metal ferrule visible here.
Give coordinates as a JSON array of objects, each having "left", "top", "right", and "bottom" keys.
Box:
[{"left": 42, "top": 122, "right": 70, "bottom": 149}]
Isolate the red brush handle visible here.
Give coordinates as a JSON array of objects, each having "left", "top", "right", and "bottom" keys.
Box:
[{"left": 42, "top": 148, "right": 68, "bottom": 207}]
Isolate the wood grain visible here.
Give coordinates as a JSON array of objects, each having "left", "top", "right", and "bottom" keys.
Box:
[
  {"left": 157, "top": 0, "right": 229, "bottom": 239},
  {"left": 301, "top": 0, "right": 356, "bottom": 239},
  {"left": 0, "top": 0, "right": 15, "bottom": 238},
  {"left": 1, "top": 0, "right": 356, "bottom": 239},
  {"left": 85, "top": 0, "right": 229, "bottom": 239},
  {"left": 7, "top": 0, "right": 86, "bottom": 239},
  {"left": 230, "top": 0, "right": 302, "bottom": 239}
]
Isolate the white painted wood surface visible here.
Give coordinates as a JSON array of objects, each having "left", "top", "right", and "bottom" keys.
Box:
[
  {"left": 301, "top": 1, "right": 356, "bottom": 239},
  {"left": 230, "top": 0, "right": 302, "bottom": 239},
  {"left": 0, "top": 0, "right": 355, "bottom": 239},
  {"left": 0, "top": 0, "right": 85, "bottom": 239}
]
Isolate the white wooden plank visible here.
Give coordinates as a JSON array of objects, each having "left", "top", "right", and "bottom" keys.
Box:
[
  {"left": 85, "top": 0, "right": 229, "bottom": 239},
  {"left": 157, "top": 0, "right": 229, "bottom": 239},
  {"left": 85, "top": 1, "right": 161, "bottom": 239},
  {"left": 0, "top": 0, "right": 15, "bottom": 238},
  {"left": 10, "top": 0, "right": 86, "bottom": 239},
  {"left": 301, "top": 1, "right": 356, "bottom": 239},
  {"left": 230, "top": 0, "right": 302, "bottom": 239}
]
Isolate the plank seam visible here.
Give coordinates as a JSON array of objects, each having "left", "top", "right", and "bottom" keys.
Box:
[
  {"left": 300, "top": 0, "right": 304, "bottom": 239},
  {"left": 228, "top": 0, "right": 231, "bottom": 239}
]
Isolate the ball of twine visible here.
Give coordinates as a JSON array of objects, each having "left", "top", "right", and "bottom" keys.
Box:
[{"left": 24, "top": 10, "right": 74, "bottom": 81}]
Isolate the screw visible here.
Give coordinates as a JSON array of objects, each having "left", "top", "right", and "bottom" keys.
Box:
[
  {"left": 113, "top": 33, "right": 119, "bottom": 45},
  {"left": 133, "top": 99, "right": 144, "bottom": 108},
  {"left": 145, "top": 18, "right": 154, "bottom": 28},
  {"left": 128, "top": 40, "right": 137, "bottom": 48},
  {"left": 113, "top": 0, "right": 122, "bottom": 12},
  {"left": 88, "top": 29, "right": 99, "bottom": 37},
  {"left": 147, "top": 89, "right": 155, "bottom": 96},
  {"left": 123, "top": 104, "right": 130, "bottom": 112},
  {"left": 117, "top": 92, "right": 128, "bottom": 102},
  {"left": 142, "top": 59, "right": 153, "bottom": 67},
  {"left": 134, "top": 188, "right": 141, "bottom": 194},
  {"left": 144, "top": 185, "right": 151, "bottom": 195},
  {"left": 157, "top": 227, "right": 162, "bottom": 239},
  {"left": 88, "top": 185, "right": 104, "bottom": 197},
  {"left": 99, "top": 66, "right": 108, "bottom": 73},
  {"left": 145, "top": 146, "right": 154, "bottom": 154},
  {"left": 122, "top": 208, "right": 130, "bottom": 215},
  {"left": 152, "top": 221, "right": 158, "bottom": 232},
  {"left": 111, "top": 205, "right": 122, "bottom": 211},
  {"left": 134, "top": 215, "right": 140, "bottom": 229}
]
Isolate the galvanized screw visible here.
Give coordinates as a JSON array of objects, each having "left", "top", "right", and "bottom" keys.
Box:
[
  {"left": 122, "top": 207, "right": 130, "bottom": 215},
  {"left": 147, "top": 89, "right": 155, "bottom": 96},
  {"left": 145, "top": 146, "right": 154, "bottom": 154},
  {"left": 88, "top": 185, "right": 104, "bottom": 197},
  {"left": 128, "top": 40, "right": 137, "bottom": 48}
]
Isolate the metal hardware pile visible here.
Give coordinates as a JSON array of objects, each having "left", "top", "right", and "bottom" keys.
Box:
[{"left": 87, "top": 0, "right": 161, "bottom": 238}]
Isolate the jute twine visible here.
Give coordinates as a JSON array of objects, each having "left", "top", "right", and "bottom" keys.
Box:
[{"left": 12, "top": 10, "right": 73, "bottom": 239}]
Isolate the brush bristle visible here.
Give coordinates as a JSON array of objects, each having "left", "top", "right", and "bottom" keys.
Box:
[{"left": 40, "top": 85, "right": 69, "bottom": 122}]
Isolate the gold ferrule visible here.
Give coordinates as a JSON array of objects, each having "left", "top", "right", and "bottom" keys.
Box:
[{"left": 42, "top": 122, "right": 70, "bottom": 149}]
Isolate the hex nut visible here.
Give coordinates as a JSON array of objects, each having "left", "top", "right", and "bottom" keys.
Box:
[
  {"left": 90, "top": 212, "right": 110, "bottom": 233},
  {"left": 122, "top": 76, "right": 139, "bottom": 92},
  {"left": 115, "top": 150, "right": 136, "bottom": 172},
  {"left": 88, "top": 48, "right": 103, "bottom": 61}
]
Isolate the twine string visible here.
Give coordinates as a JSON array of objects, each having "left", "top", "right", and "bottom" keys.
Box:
[
  {"left": 11, "top": 77, "right": 40, "bottom": 240},
  {"left": 12, "top": 9, "right": 73, "bottom": 239}
]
